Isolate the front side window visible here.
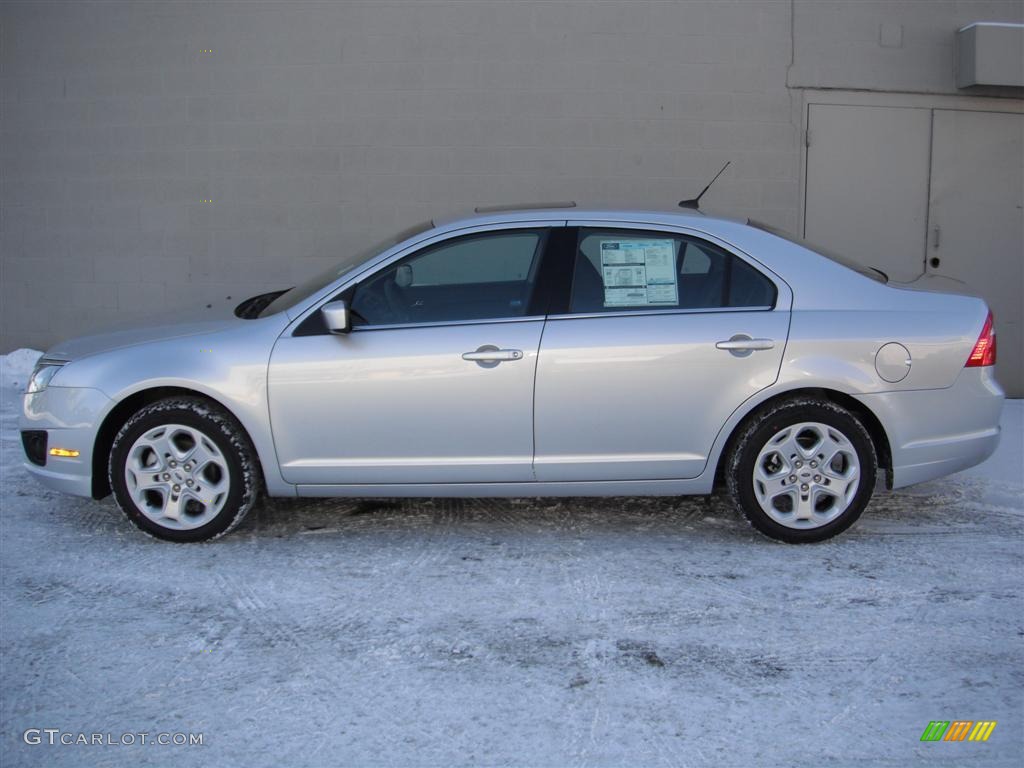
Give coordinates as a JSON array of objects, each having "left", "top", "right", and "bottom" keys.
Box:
[
  {"left": 351, "top": 230, "right": 546, "bottom": 326},
  {"left": 568, "top": 229, "right": 776, "bottom": 314}
]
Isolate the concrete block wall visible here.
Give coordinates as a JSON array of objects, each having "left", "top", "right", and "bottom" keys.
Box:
[
  {"left": 791, "top": 0, "right": 1024, "bottom": 95},
  {"left": 0, "top": 0, "right": 799, "bottom": 351},
  {"left": 1, "top": 0, "right": 1018, "bottom": 352}
]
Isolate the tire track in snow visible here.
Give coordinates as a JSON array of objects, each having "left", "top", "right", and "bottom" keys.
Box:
[{"left": 205, "top": 568, "right": 364, "bottom": 743}]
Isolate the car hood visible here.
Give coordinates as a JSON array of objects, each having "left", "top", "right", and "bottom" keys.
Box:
[{"left": 45, "top": 299, "right": 243, "bottom": 362}]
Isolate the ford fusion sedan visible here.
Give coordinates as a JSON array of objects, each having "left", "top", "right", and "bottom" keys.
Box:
[{"left": 20, "top": 207, "right": 1003, "bottom": 542}]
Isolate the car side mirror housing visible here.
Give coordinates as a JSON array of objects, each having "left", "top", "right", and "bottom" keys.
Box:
[{"left": 321, "top": 300, "right": 351, "bottom": 334}]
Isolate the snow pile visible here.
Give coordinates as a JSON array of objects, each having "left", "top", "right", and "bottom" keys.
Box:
[{"left": 1, "top": 349, "right": 42, "bottom": 391}]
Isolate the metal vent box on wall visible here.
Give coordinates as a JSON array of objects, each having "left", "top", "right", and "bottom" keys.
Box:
[{"left": 956, "top": 22, "right": 1024, "bottom": 88}]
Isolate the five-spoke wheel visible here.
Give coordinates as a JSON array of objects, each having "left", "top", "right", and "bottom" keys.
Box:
[
  {"left": 728, "top": 399, "right": 876, "bottom": 543},
  {"left": 752, "top": 421, "right": 861, "bottom": 529},
  {"left": 124, "top": 423, "right": 231, "bottom": 530},
  {"left": 110, "top": 397, "right": 260, "bottom": 542}
]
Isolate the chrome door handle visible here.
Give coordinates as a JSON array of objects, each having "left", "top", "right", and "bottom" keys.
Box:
[
  {"left": 716, "top": 336, "right": 775, "bottom": 354},
  {"left": 462, "top": 346, "right": 524, "bottom": 365},
  {"left": 462, "top": 349, "right": 523, "bottom": 361}
]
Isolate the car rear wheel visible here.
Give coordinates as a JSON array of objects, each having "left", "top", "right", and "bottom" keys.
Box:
[
  {"left": 109, "top": 397, "right": 260, "bottom": 542},
  {"left": 726, "top": 398, "right": 877, "bottom": 543}
]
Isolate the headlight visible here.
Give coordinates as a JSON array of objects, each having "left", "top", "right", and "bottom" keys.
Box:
[{"left": 26, "top": 361, "right": 66, "bottom": 393}]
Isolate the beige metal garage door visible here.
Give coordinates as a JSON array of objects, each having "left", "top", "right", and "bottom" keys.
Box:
[
  {"left": 805, "top": 103, "right": 1023, "bottom": 396},
  {"left": 927, "top": 109, "right": 1023, "bottom": 399}
]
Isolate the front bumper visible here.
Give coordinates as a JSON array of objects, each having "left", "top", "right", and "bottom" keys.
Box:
[
  {"left": 19, "top": 386, "right": 111, "bottom": 499},
  {"left": 856, "top": 367, "right": 1004, "bottom": 489}
]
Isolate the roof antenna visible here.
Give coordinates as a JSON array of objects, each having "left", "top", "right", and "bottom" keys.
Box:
[{"left": 679, "top": 161, "right": 730, "bottom": 210}]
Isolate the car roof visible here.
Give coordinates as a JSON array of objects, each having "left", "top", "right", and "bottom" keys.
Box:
[{"left": 431, "top": 206, "right": 746, "bottom": 234}]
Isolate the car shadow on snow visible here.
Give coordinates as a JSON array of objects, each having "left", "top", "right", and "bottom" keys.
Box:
[
  {"left": 29, "top": 475, "right": 980, "bottom": 544},
  {"left": 231, "top": 484, "right": 977, "bottom": 541}
]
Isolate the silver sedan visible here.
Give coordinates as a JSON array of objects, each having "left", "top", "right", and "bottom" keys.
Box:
[{"left": 20, "top": 207, "right": 1003, "bottom": 542}]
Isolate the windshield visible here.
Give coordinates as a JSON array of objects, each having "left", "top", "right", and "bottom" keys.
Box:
[
  {"left": 748, "top": 220, "right": 888, "bottom": 283},
  {"left": 259, "top": 220, "right": 434, "bottom": 318}
]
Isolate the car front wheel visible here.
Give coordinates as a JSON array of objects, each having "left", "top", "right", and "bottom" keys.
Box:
[
  {"left": 109, "top": 397, "right": 261, "bottom": 542},
  {"left": 727, "top": 398, "right": 877, "bottom": 543}
]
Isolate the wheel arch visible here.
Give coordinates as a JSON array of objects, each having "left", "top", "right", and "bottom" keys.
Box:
[
  {"left": 91, "top": 386, "right": 266, "bottom": 499},
  {"left": 713, "top": 388, "right": 893, "bottom": 490}
]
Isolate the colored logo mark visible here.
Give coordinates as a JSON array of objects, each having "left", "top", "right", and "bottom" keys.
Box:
[{"left": 920, "top": 721, "right": 997, "bottom": 742}]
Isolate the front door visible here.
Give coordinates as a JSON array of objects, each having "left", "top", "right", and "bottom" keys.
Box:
[
  {"left": 533, "top": 225, "right": 790, "bottom": 481},
  {"left": 268, "top": 226, "right": 551, "bottom": 485}
]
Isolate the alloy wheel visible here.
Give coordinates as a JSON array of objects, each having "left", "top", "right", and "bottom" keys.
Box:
[
  {"left": 751, "top": 421, "right": 861, "bottom": 529},
  {"left": 123, "top": 423, "right": 231, "bottom": 530}
]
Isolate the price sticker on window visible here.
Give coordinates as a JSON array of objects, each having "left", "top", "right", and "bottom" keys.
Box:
[{"left": 599, "top": 239, "right": 678, "bottom": 307}]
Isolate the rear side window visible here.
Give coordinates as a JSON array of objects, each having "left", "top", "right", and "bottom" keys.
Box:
[{"left": 568, "top": 229, "right": 776, "bottom": 314}]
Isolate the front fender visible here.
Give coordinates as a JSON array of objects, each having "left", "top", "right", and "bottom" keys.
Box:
[{"left": 53, "top": 317, "right": 294, "bottom": 497}]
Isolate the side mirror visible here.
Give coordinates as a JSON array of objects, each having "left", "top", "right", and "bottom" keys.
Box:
[{"left": 321, "top": 300, "right": 351, "bottom": 334}]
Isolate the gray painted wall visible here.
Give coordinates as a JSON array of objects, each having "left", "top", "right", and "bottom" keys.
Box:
[{"left": 2, "top": 0, "right": 1021, "bottom": 352}]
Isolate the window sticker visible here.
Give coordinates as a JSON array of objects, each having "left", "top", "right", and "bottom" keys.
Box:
[{"left": 599, "top": 239, "right": 678, "bottom": 307}]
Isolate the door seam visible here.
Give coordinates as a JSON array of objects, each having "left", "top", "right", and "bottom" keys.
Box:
[
  {"left": 529, "top": 316, "right": 548, "bottom": 481},
  {"left": 923, "top": 108, "right": 935, "bottom": 274}
]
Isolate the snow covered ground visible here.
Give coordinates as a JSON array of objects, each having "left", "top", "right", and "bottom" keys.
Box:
[{"left": 0, "top": 350, "right": 1021, "bottom": 767}]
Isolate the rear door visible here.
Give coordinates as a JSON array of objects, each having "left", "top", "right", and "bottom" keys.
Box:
[{"left": 533, "top": 224, "right": 791, "bottom": 482}]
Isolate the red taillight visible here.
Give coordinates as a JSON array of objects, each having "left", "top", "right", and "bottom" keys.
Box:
[{"left": 965, "top": 310, "right": 997, "bottom": 367}]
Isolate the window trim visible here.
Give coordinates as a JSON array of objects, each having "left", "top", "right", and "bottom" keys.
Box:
[
  {"left": 546, "top": 305, "right": 776, "bottom": 323},
  {"left": 345, "top": 314, "right": 548, "bottom": 333}
]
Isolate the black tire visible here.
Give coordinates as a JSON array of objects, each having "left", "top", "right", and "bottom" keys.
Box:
[
  {"left": 726, "top": 397, "right": 877, "bottom": 543},
  {"left": 109, "top": 397, "right": 261, "bottom": 542}
]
